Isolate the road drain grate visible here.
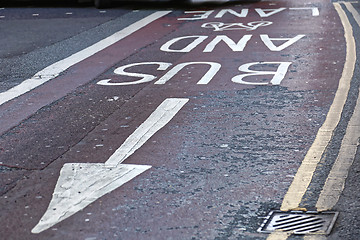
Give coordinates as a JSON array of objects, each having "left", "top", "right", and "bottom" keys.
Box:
[{"left": 258, "top": 210, "right": 339, "bottom": 235}]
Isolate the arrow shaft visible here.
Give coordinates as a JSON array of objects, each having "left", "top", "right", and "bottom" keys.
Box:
[
  {"left": 32, "top": 98, "right": 188, "bottom": 234},
  {"left": 105, "top": 98, "right": 188, "bottom": 166}
]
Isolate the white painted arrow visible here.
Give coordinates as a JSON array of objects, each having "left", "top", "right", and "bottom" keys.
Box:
[{"left": 32, "top": 98, "right": 189, "bottom": 234}]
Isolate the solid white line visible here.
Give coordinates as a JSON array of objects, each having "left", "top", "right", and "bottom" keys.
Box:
[
  {"left": 0, "top": 11, "right": 171, "bottom": 106},
  {"left": 105, "top": 98, "right": 189, "bottom": 166}
]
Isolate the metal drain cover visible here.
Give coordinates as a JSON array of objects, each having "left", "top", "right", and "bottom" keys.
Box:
[{"left": 258, "top": 210, "right": 339, "bottom": 235}]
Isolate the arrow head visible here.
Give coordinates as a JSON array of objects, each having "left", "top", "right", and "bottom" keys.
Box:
[{"left": 32, "top": 163, "right": 151, "bottom": 234}]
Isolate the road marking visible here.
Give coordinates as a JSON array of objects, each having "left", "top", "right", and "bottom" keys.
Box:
[
  {"left": 0, "top": 11, "right": 171, "bottom": 106},
  {"left": 267, "top": 2, "right": 356, "bottom": 239},
  {"left": 289, "top": 7, "right": 320, "bottom": 16},
  {"left": 31, "top": 98, "right": 188, "bottom": 234},
  {"left": 105, "top": 98, "right": 189, "bottom": 166},
  {"left": 344, "top": 2, "right": 360, "bottom": 26},
  {"left": 267, "top": 232, "right": 291, "bottom": 240},
  {"left": 280, "top": 2, "right": 355, "bottom": 212},
  {"left": 315, "top": 2, "right": 360, "bottom": 211}
]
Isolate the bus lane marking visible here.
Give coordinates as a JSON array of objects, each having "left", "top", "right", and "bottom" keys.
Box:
[
  {"left": 177, "top": 7, "right": 319, "bottom": 21},
  {"left": 0, "top": 11, "right": 171, "bottom": 106},
  {"left": 26, "top": 4, "right": 323, "bottom": 236},
  {"left": 201, "top": 21, "right": 273, "bottom": 31},
  {"left": 267, "top": 2, "right": 356, "bottom": 239},
  {"left": 31, "top": 98, "right": 189, "bottom": 234}
]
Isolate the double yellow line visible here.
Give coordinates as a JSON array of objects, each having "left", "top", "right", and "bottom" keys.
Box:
[{"left": 268, "top": 2, "right": 359, "bottom": 239}]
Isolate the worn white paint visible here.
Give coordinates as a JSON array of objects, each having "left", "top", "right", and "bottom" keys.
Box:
[
  {"left": 260, "top": 35, "right": 305, "bottom": 51},
  {"left": 105, "top": 98, "right": 189, "bottom": 166},
  {"left": 255, "top": 8, "right": 286, "bottom": 17},
  {"left": 178, "top": 10, "right": 214, "bottom": 21},
  {"left": 32, "top": 98, "right": 188, "bottom": 233},
  {"left": 0, "top": 11, "right": 171, "bottom": 106},
  {"left": 203, "top": 35, "right": 252, "bottom": 52},
  {"left": 97, "top": 60, "right": 294, "bottom": 86},
  {"left": 31, "top": 164, "right": 151, "bottom": 234},
  {"left": 160, "top": 35, "right": 209, "bottom": 52},
  {"left": 289, "top": 7, "right": 320, "bottom": 17},
  {"left": 201, "top": 21, "right": 272, "bottom": 31},
  {"left": 232, "top": 62, "right": 292, "bottom": 85},
  {"left": 155, "top": 62, "right": 221, "bottom": 85},
  {"left": 97, "top": 62, "right": 172, "bottom": 86},
  {"left": 215, "top": 9, "right": 249, "bottom": 18},
  {"left": 161, "top": 34, "right": 303, "bottom": 53},
  {"left": 97, "top": 62, "right": 221, "bottom": 86},
  {"left": 178, "top": 7, "right": 319, "bottom": 21}
]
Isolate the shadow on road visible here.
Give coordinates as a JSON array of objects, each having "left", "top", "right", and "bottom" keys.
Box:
[{"left": 0, "top": 0, "right": 261, "bottom": 10}]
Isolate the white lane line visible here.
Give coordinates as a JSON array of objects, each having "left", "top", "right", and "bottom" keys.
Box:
[
  {"left": 0, "top": 11, "right": 171, "bottom": 106},
  {"left": 105, "top": 98, "right": 189, "bottom": 166},
  {"left": 31, "top": 98, "right": 188, "bottom": 234}
]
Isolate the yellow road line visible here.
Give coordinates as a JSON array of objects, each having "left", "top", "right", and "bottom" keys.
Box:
[
  {"left": 266, "top": 2, "right": 356, "bottom": 239},
  {"left": 280, "top": 2, "right": 355, "bottom": 212},
  {"left": 345, "top": 2, "right": 360, "bottom": 26},
  {"left": 266, "top": 231, "right": 291, "bottom": 240},
  {"left": 316, "top": 2, "right": 359, "bottom": 212}
]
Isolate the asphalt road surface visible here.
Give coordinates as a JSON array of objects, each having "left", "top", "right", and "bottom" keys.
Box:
[{"left": 1, "top": 0, "right": 360, "bottom": 239}]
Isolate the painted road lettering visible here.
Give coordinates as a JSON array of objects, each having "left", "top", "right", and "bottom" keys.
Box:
[
  {"left": 160, "top": 34, "right": 305, "bottom": 52},
  {"left": 32, "top": 4, "right": 321, "bottom": 235},
  {"left": 97, "top": 7, "right": 310, "bottom": 88},
  {"left": 97, "top": 61, "right": 291, "bottom": 86},
  {"left": 232, "top": 62, "right": 292, "bottom": 85},
  {"left": 97, "top": 62, "right": 172, "bottom": 86},
  {"left": 178, "top": 7, "right": 319, "bottom": 21}
]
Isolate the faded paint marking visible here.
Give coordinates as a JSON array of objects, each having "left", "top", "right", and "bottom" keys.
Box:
[
  {"left": 105, "top": 98, "right": 189, "bottom": 166},
  {"left": 31, "top": 98, "right": 188, "bottom": 234}
]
